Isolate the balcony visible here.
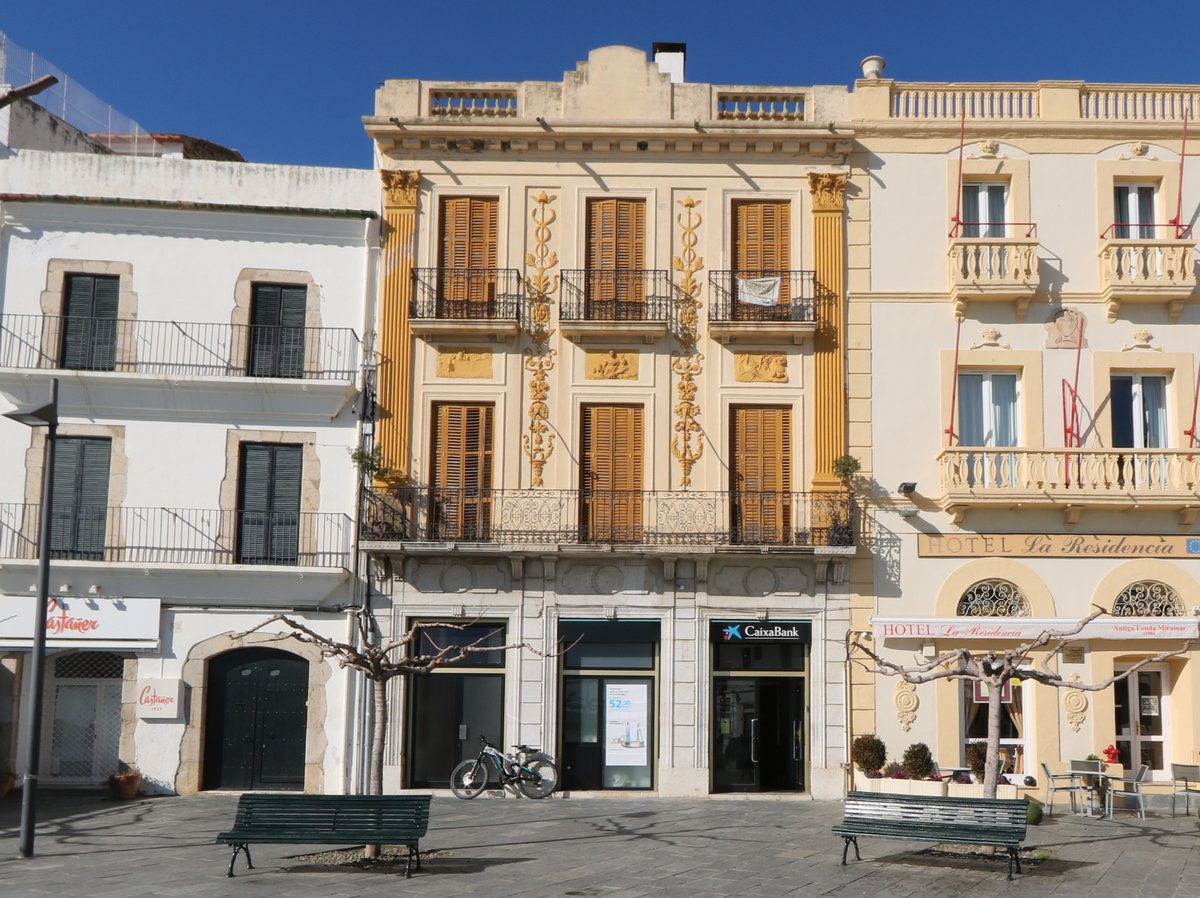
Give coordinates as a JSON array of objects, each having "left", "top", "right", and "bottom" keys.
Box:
[
  {"left": 947, "top": 232, "right": 1040, "bottom": 320},
  {"left": 707, "top": 270, "right": 821, "bottom": 343},
  {"left": 360, "top": 487, "right": 854, "bottom": 553},
  {"left": 559, "top": 270, "right": 676, "bottom": 342},
  {"left": 937, "top": 447, "right": 1200, "bottom": 525},
  {"left": 410, "top": 268, "right": 523, "bottom": 341},
  {"left": 1098, "top": 231, "right": 1196, "bottom": 322},
  {"left": 0, "top": 314, "right": 359, "bottom": 379},
  {"left": 0, "top": 504, "right": 353, "bottom": 569}
]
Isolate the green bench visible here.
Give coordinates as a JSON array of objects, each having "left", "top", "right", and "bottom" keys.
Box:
[
  {"left": 216, "top": 793, "right": 433, "bottom": 879},
  {"left": 832, "top": 791, "right": 1029, "bottom": 881}
]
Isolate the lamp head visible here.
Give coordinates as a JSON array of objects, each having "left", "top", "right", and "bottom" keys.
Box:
[{"left": 898, "top": 481, "right": 917, "bottom": 496}]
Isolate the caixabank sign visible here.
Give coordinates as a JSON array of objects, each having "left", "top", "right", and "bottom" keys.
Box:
[{"left": 709, "top": 620, "right": 811, "bottom": 643}]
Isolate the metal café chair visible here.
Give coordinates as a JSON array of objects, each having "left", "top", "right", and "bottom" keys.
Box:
[
  {"left": 1107, "top": 764, "right": 1150, "bottom": 819},
  {"left": 1170, "top": 764, "right": 1200, "bottom": 816},
  {"left": 1070, "top": 759, "right": 1104, "bottom": 816},
  {"left": 1041, "top": 762, "right": 1087, "bottom": 816}
]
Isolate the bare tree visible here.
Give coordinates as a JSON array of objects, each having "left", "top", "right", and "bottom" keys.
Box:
[
  {"left": 849, "top": 606, "right": 1191, "bottom": 798},
  {"left": 242, "top": 606, "right": 563, "bottom": 797}
]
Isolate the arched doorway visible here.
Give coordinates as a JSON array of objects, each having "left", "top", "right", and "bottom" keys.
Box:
[{"left": 203, "top": 647, "right": 308, "bottom": 790}]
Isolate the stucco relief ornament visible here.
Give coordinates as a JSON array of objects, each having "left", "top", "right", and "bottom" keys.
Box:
[
  {"left": 807, "top": 172, "right": 847, "bottom": 212},
  {"left": 1045, "top": 307, "right": 1087, "bottom": 349},
  {"left": 969, "top": 327, "right": 1009, "bottom": 350},
  {"left": 1120, "top": 142, "right": 1157, "bottom": 161},
  {"left": 975, "top": 140, "right": 1000, "bottom": 158},
  {"left": 1064, "top": 674, "right": 1088, "bottom": 733},
  {"left": 522, "top": 192, "right": 559, "bottom": 486},
  {"left": 894, "top": 679, "right": 918, "bottom": 732},
  {"left": 670, "top": 196, "right": 705, "bottom": 487},
  {"left": 1121, "top": 329, "right": 1161, "bottom": 351}
]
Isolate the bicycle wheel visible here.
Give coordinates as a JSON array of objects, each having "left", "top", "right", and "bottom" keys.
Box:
[
  {"left": 517, "top": 759, "right": 558, "bottom": 799},
  {"left": 450, "top": 759, "right": 489, "bottom": 799}
]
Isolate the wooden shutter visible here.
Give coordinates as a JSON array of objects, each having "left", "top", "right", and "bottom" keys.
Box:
[
  {"left": 61, "top": 274, "right": 118, "bottom": 371},
  {"left": 586, "top": 199, "right": 645, "bottom": 317},
  {"left": 439, "top": 197, "right": 499, "bottom": 313},
  {"left": 238, "top": 443, "right": 302, "bottom": 563},
  {"left": 250, "top": 284, "right": 308, "bottom": 377},
  {"left": 581, "top": 405, "right": 643, "bottom": 542},
  {"left": 431, "top": 403, "right": 494, "bottom": 539},
  {"left": 49, "top": 437, "right": 111, "bottom": 559},
  {"left": 732, "top": 406, "right": 791, "bottom": 543},
  {"left": 732, "top": 201, "right": 791, "bottom": 316}
]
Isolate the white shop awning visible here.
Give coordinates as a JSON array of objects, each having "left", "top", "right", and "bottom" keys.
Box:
[
  {"left": 871, "top": 616, "right": 1198, "bottom": 641},
  {"left": 0, "top": 596, "right": 160, "bottom": 651}
]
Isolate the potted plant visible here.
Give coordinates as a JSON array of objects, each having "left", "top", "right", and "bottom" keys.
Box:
[
  {"left": 107, "top": 764, "right": 142, "bottom": 800},
  {"left": 828, "top": 454, "right": 860, "bottom": 546},
  {"left": 880, "top": 761, "right": 912, "bottom": 794},
  {"left": 903, "top": 743, "right": 946, "bottom": 796},
  {"left": 850, "top": 734, "right": 886, "bottom": 791}
]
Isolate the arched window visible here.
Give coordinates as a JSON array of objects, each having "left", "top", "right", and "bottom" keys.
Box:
[
  {"left": 956, "top": 579, "right": 1030, "bottom": 617},
  {"left": 1112, "top": 580, "right": 1183, "bottom": 616}
]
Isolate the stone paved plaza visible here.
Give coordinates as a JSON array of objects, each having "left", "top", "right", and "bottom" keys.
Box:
[{"left": 1, "top": 790, "right": 1198, "bottom": 897}]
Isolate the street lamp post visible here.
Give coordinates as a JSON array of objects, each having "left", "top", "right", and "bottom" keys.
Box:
[{"left": 4, "top": 379, "right": 59, "bottom": 858}]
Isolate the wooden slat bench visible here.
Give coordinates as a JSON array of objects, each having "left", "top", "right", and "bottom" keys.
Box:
[
  {"left": 216, "top": 793, "right": 433, "bottom": 878},
  {"left": 832, "top": 791, "right": 1029, "bottom": 881}
]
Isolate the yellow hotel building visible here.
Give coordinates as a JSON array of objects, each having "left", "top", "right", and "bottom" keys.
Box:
[{"left": 848, "top": 67, "right": 1200, "bottom": 808}]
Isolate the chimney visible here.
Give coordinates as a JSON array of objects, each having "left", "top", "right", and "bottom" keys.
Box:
[{"left": 653, "top": 42, "right": 686, "bottom": 84}]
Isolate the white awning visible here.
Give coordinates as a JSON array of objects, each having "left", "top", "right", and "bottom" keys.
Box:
[
  {"left": 0, "top": 596, "right": 160, "bottom": 650},
  {"left": 871, "top": 616, "right": 1198, "bottom": 641}
]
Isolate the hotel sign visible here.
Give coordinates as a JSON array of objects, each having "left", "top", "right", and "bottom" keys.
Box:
[
  {"left": 918, "top": 533, "right": 1200, "bottom": 558},
  {"left": 872, "top": 616, "right": 1199, "bottom": 641}
]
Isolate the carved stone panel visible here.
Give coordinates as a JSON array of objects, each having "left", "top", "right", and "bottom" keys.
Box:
[
  {"left": 734, "top": 352, "right": 788, "bottom": 383},
  {"left": 436, "top": 348, "right": 492, "bottom": 378},
  {"left": 585, "top": 350, "right": 638, "bottom": 380}
]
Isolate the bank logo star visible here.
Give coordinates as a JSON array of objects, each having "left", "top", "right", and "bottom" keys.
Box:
[{"left": 723, "top": 625, "right": 742, "bottom": 640}]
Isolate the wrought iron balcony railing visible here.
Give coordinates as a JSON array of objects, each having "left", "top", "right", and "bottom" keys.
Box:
[
  {"left": 707, "top": 270, "right": 820, "bottom": 323},
  {"left": 0, "top": 315, "right": 360, "bottom": 380},
  {"left": 0, "top": 504, "right": 352, "bottom": 569},
  {"left": 559, "top": 270, "right": 677, "bottom": 323},
  {"left": 361, "top": 487, "right": 854, "bottom": 548},
  {"left": 411, "top": 268, "right": 524, "bottom": 320}
]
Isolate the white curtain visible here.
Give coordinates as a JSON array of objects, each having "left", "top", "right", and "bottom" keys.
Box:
[{"left": 1140, "top": 375, "right": 1167, "bottom": 449}]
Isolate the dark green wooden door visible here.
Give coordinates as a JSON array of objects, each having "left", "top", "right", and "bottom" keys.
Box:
[
  {"left": 49, "top": 437, "right": 111, "bottom": 560},
  {"left": 204, "top": 648, "right": 308, "bottom": 790},
  {"left": 249, "top": 284, "right": 307, "bottom": 377},
  {"left": 61, "top": 274, "right": 119, "bottom": 371}
]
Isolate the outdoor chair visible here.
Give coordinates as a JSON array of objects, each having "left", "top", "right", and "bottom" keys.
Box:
[
  {"left": 1041, "top": 762, "right": 1086, "bottom": 816},
  {"left": 1107, "top": 764, "right": 1150, "bottom": 819},
  {"left": 1170, "top": 764, "right": 1200, "bottom": 816}
]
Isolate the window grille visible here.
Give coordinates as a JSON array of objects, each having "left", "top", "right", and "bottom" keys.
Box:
[
  {"left": 1112, "top": 580, "right": 1183, "bottom": 616},
  {"left": 956, "top": 579, "right": 1029, "bottom": 616},
  {"left": 54, "top": 651, "right": 125, "bottom": 679}
]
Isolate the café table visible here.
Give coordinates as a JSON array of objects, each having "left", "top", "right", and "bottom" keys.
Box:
[{"left": 1067, "top": 765, "right": 1119, "bottom": 817}]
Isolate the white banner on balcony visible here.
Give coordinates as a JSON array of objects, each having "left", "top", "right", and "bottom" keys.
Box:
[
  {"left": 0, "top": 596, "right": 160, "bottom": 650},
  {"left": 872, "top": 616, "right": 1198, "bottom": 642},
  {"left": 737, "top": 276, "right": 781, "bottom": 306}
]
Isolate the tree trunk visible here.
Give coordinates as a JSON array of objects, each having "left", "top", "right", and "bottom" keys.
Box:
[
  {"left": 364, "top": 676, "right": 389, "bottom": 859},
  {"left": 983, "top": 683, "right": 1003, "bottom": 798}
]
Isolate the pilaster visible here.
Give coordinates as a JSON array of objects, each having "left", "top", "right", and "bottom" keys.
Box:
[{"left": 809, "top": 172, "right": 848, "bottom": 492}]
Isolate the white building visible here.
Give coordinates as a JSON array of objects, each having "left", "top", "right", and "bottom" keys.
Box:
[{"left": 0, "top": 77, "right": 378, "bottom": 795}]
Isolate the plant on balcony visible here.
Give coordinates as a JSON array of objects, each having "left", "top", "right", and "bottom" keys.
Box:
[
  {"left": 881, "top": 761, "right": 909, "bottom": 779},
  {"left": 827, "top": 454, "right": 859, "bottom": 546},
  {"left": 848, "top": 605, "right": 1188, "bottom": 799},
  {"left": 349, "top": 445, "right": 392, "bottom": 482},
  {"left": 832, "top": 453, "right": 861, "bottom": 482},
  {"left": 850, "top": 733, "right": 887, "bottom": 774}
]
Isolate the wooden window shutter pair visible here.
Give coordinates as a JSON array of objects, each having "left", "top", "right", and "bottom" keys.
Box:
[
  {"left": 438, "top": 197, "right": 499, "bottom": 314},
  {"left": 49, "top": 436, "right": 112, "bottom": 560},
  {"left": 431, "top": 403, "right": 494, "bottom": 540},
  {"left": 586, "top": 199, "right": 646, "bottom": 318},
  {"left": 731, "top": 406, "right": 792, "bottom": 544},
  {"left": 581, "top": 404, "right": 643, "bottom": 542}
]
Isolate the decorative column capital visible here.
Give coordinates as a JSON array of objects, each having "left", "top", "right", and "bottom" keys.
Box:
[
  {"left": 808, "top": 172, "right": 847, "bottom": 212},
  {"left": 381, "top": 169, "right": 421, "bottom": 208}
]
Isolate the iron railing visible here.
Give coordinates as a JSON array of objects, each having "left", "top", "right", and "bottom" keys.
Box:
[
  {"left": 560, "top": 270, "right": 678, "bottom": 323},
  {"left": 411, "top": 268, "right": 524, "bottom": 320},
  {"left": 361, "top": 487, "right": 854, "bottom": 548},
  {"left": 0, "top": 315, "right": 359, "bottom": 380},
  {"left": 707, "top": 270, "right": 820, "bottom": 323},
  {"left": 0, "top": 504, "right": 352, "bottom": 568}
]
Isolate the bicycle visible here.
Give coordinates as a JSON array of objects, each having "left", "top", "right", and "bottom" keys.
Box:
[{"left": 449, "top": 735, "right": 558, "bottom": 799}]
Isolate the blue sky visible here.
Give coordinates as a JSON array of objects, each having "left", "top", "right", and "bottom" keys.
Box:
[{"left": 4, "top": 1, "right": 1198, "bottom": 169}]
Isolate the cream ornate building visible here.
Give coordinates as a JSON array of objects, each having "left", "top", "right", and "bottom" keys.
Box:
[
  {"left": 361, "top": 46, "right": 857, "bottom": 796},
  {"left": 848, "top": 72, "right": 1200, "bottom": 804}
]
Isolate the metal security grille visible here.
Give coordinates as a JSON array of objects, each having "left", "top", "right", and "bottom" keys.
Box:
[{"left": 48, "top": 652, "right": 124, "bottom": 783}]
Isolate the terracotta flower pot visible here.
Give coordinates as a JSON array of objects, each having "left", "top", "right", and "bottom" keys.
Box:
[{"left": 107, "top": 772, "right": 142, "bottom": 800}]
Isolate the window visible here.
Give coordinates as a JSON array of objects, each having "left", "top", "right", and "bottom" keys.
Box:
[
  {"left": 1113, "top": 580, "right": 1184, "bottom": 616},
  {"left": 49, "top": 437, "right": 111, "bottom": 560},
  {"left": 1114, "top": 183, "right": 1157, "bottom": 239},
  {"left": 956, "top": 579, "right": 1030, "bottom": 617},
  {"left": 61, "top": 274, "right": 119, "bottom": 371},
  {"left": 960, "top": 182, "right": 1007, "bottom": 238},
  {"left": 581, "top": 404, "right": 643, "bottom": 542},
  {"left": 1111, "top": 374, "right": 1168, "bottom": 449},
  {"left": 731, "top": 200, "right": 791, "bottom": 318},
  {"left": 964, "top": 680, "right": 1026, "bottom": 776},
  {"left": 585, "top": 198, "right": 646, "bottom": 319},
  {"left": 1115, "top": 664, "right": 1169, "bottom": 778},
  {"left": 730, "top": 405, "right": 792, "bottom": 544},
  {"left": 248, "top": 284, "right": 306, "bottom": 378},
  {"left": 430, "top": 403, "right": 494, "bottom": 541},
  {"left": 438, "top": 196, "right": 499, "bottom": 317},
  {"left": 957, "top": 372, "right": 1018, "bottom": 486},
  {"left": 237, "top": 443, "right": 302, "bottom": 564}
]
